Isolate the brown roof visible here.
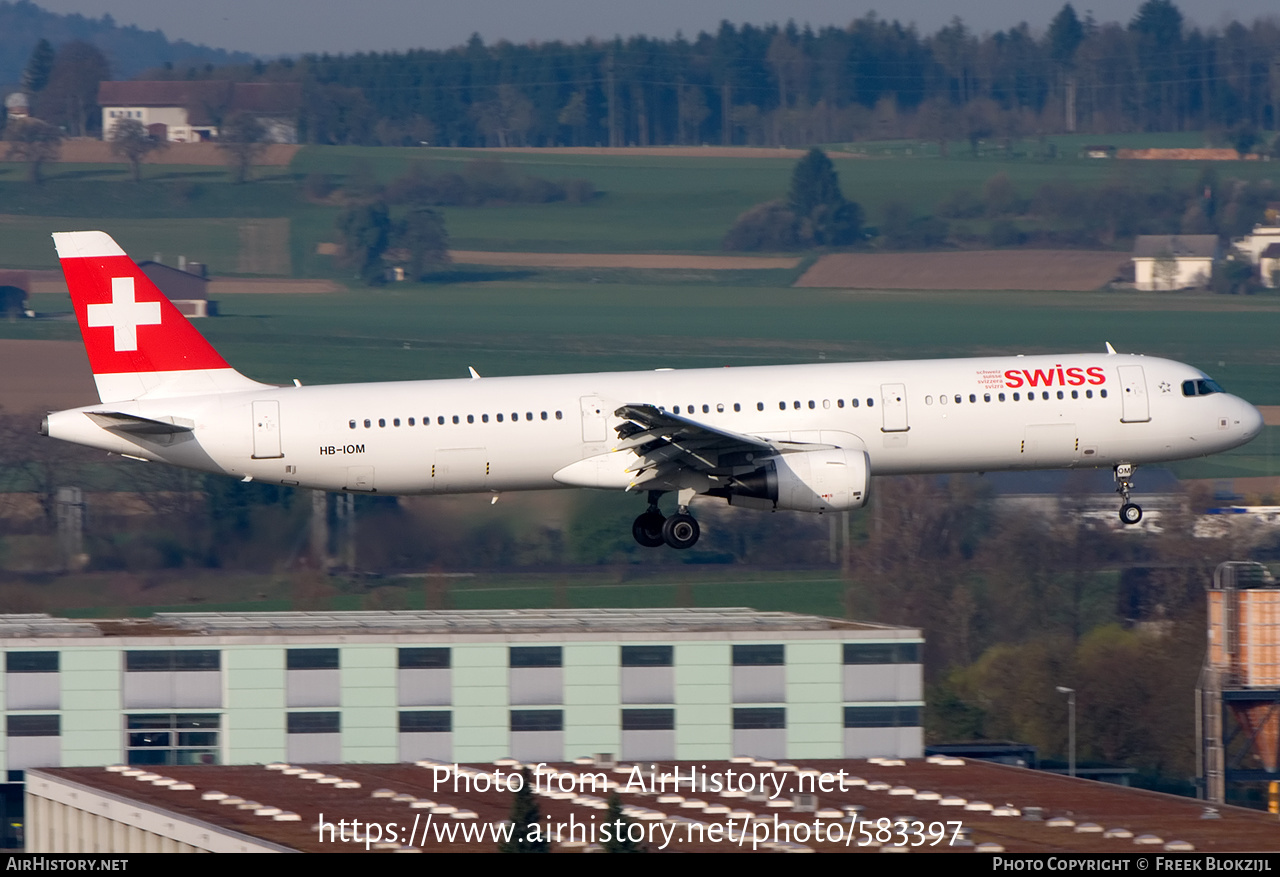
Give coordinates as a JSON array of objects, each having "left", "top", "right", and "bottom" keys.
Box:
[
  {"left": 36, "top": 759, "right": 1280, "bottom": 853},
  {"left": 97, "top": 81, "right": 300, "bottom": 124}
]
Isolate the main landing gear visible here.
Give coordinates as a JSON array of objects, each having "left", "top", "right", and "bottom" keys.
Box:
[
  {"left": 1115, "top": 463, "right": 1143, "bottom": 525},
  {"left": 632, "top": 491, "right": 701, "bottom": 549}
]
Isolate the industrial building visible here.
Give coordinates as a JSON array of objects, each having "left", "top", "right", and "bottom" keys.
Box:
[
  {"left": 0, "top": 607, "right": 922, "bottom": 846},
  {"left": 25, "top": 756, "right": 1280, "bottom": 853}
]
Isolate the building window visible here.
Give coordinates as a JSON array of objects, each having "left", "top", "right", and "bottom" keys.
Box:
[
  {"left": 7, "top": 716, "right": 58, "bottom": 737},
  {"left": 622, "top": 709, "right": 674, "bottom": 731},
  {"left": 287, "top": 712, "right": 340, "bottom": 734},
  {"left": 399, "top": 711, "right": 451, "bottom": 733},
  {"left": 125, "top": 714, "right": 218, "bottom": 765},
  {"left": 510, "top": 646, "right": 561, "bottom": 667},
  {"left": 843, "top": 706, "right": 921, "bottom": 728},
  {"left": 6, "top": 652, "right": 57, "bottom": 673},
  {"left": 287, "top": 648, "right": 339, "bottom": 670},
  {"left": 621, "top": 646, "right": 673, "bottom": 667},
  {"left": 733, "top": 708, "right": 785, "bottom": 729},
  {"left": 399, "top": 648, "right": 449, "bottom": 669},
  {"left": 732, "top": 644, "right": 784, "bottom": 666},
  {"left": 510, "top": 710, "right": 562, "bottom": 732},
  {"left": 124, "top": 651, "right": 220, "bottom": 671},
  {"left": 843, "top": 643, "right": 921, "bottom": 664}
]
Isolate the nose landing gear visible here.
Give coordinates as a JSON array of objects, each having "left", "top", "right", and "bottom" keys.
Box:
[{"left": 1115, "top": 463, "right": 1143, "bottom": 525}]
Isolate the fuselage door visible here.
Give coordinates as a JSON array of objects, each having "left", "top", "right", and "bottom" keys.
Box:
[
  {"left": 880, "top": 383, "right": 909, "bottom": 432},
  {"left": 581, "top": 395, "right": 608, "bottom": 443},
  {"left": 252, "top": 400, "right": 283, "bottom": 459},
  {"left": 1117, "top": 365, "right": 1151, "bottom": 423}
]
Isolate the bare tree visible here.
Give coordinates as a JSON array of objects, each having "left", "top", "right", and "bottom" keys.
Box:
[
  {"left": 217, "top": 112, "right": 267, "bottom": 183},
  {"left": 4, "top": 118, "right": 63, "bottom": 184},
  {"left": 108, "top": 117, "right": 168, "bottom": 182}
]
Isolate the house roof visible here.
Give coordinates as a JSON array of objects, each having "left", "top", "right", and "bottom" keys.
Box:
[
  {"left": 98, "top": 81, "right": 301, "bottom": 125},
  {"left": 1133, "top": 235, "right": 1219, "bottom": 259},
  {"left": 1260, "top": 242, "right": 1280, "bottom": 259}
]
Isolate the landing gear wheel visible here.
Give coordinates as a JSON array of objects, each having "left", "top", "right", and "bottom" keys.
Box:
[
  {"left": 632, "top": 511, "right": 666, "bottom": 548},
  {"left": 1119, "top": 503, "right": 1143, "bottom": 525},
  {"left": 1114, "top": 463, "right": 1141, "bottom": 526},
  {"left": 662, "top": 513, "right": 700, "bottom": 550}
]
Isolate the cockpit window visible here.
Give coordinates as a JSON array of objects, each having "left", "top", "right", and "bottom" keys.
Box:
[{"left": 1182, "top": 379, "right": 1225, "bottom": 397}]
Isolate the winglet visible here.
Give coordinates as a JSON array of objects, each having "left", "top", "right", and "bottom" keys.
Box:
[
  {"left": 1105, "top": 342, "right": 1117, "bottom": 355},
  {"left": 468, "top": 366, "right": 481, "bottom": 380}
]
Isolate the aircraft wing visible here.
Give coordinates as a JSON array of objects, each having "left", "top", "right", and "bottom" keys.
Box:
[{"left": 612, "top": 403, "right": 827, "bottom": 490}]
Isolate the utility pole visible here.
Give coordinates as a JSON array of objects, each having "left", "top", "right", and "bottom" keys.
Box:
[
  {"left": 1056, "top": 686, "right": 1077, "bottom": 778},
  {"left": 721, "top": 79, "right": 731, "bottom": 145},
  {"left": 606, "top": 53, "right": 618, "bottom": 148}
]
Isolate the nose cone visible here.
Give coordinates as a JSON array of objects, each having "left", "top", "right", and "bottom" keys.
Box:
[{"left": 1239, "top": 398, "right": 1265, "bottom": 442}]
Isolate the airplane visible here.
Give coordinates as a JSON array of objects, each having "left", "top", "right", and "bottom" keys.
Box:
[{"left": 41, "top": 231, "right": 1264, "bottom": 550}]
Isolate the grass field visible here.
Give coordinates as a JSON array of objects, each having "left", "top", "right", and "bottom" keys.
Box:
[{"left": 4, "top": 136, "right": 1278, "bottom": 263}]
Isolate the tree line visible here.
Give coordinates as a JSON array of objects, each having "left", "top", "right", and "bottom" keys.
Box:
[{"left": 137, "top": 1, "right": 1280, "bottom": 148}]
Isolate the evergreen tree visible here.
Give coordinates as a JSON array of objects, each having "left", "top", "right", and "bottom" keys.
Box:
[
  {"left": 499, "top": 768, "right": 549, "bottom": 853},
  {"left": 21, "top": 39, "right": 54, "bottom": 93},
  {"left": 602, "top": 793, "right": 644, "bottom": 852},
  {"left": 394, "top": 208, "right": 450, "bottom": 280},
  {"left": 787, "top": 148, "right": 862, "bottom": 246},
  {"left": 336, "top": 202, "right": 391, "bottom": 285}
]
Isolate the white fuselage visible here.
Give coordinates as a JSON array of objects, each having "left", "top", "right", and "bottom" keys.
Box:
[{"left": 44, "top": 352, "right": 1263, "bottom": 498}]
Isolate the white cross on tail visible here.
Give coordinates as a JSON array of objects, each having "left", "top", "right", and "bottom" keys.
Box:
[{"left": 86, "top": 277, "right": 161, "bottom": 352}]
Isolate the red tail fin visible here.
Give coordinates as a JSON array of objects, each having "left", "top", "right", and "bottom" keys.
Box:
[{"left": 53, "top": 231, "right": 267, "bottom": 403}]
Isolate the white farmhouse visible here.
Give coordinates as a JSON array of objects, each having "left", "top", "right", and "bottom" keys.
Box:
[
  {"left": 1132, "top": 235, "right": 1218, "bottom": 291},
  {"left": 99, "top": 81, "right": 301, "bottom": 143}
]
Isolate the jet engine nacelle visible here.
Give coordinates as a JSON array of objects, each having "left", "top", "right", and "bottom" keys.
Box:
[{"left": 730, "top": 448, "right": 870, "bottom": 513}]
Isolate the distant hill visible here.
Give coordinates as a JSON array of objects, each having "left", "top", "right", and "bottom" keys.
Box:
[{"left": 0, "top": 0, "right": 255, "bottom": 86}]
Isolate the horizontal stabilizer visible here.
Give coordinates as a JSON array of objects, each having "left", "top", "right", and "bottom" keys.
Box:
[{"left": 85, "top": 411, "right": 195, "bottom": 435}]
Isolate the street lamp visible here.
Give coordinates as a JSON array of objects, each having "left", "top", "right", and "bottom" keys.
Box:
[{"left": 1056, "top": 686, "right": 1076, "bottom": 778}]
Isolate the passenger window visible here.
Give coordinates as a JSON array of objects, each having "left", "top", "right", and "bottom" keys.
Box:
[
  {"left": 837, "top": 399, "right": 844, "bottom": 408},
  {"left": 984, "top": 393, "right": 990, "bottom": 402},
  {"left": 940, "top": 395, "right": 948, "bottom": 405},
  {"left": 969, "top": 394, "right": 976, "bottom": 403},
  {"left": 851, "top": 399, "right": 859, "bottom": 408},
  {"left": 482, "top": 414, "right": 489, "bottom": 423},
  {"left": 1013, "top": 393, "right": 1020, "bottom": 401},
  {"left": 526, "top": 412, "right": 533, "bottom": 420},
  {"left": 1100, "top": 389, "right": 1108, "bottom": 398},
  {"left": 757, "top": 402, "right": 764, "bottom": 411},
  {"left": 823, "top": 399, "right": 830, "bottom": 409},
  {"left": 674, "top": 406, "right": 681, "bottom": 414},
  {"left": 702, "top": 404, "right": 710, "bottom": 414},
  {"left": 497, "top": 413, "right": 504, "bottom": 422},
  {"left": 1086, "top": 390, "right": 1092, "bottom": 398},
  {"left": 779, "top": 402, "right": 786, "bottom": 410},
  {"left": 808, "top": 400, "right": 815, "bottom": 409},
  {"left": 393, "top": 418, "right": 400, "bottom": 426},
  {"left": 438, "top": 416, "right": 445, "bottom": 425},
  {"left": 1071, "top": 391, "right": 1078, "bottom": 399},
  {"left": 954, "top": 395, "right": 962, "bottom": 405},
  {"left": 1042, "top": 391, "right": 1049, "bottom": 400},
  {"left": 409, "top": 418, "right": 415, "bottom": 426},
  {"left": 379, "top": 418, "right": 386, "bottom": 427},
  {"left": 1057, "top": 391, "right": 1064, "bottom": 400},
  {"left": 467, "top": 415, "right": 474, "bottom": 424},
  {"left": 349, "top": 420, "right": 356, "bottom": 429},
  {"left": 867, "top": 398, "right": 874, "bottom": 407},
  {"left": 541, "top": 412, "right": 548, "bottom": 420},
  {"left": 926, "top": 396, "right": 933, "bottom": 405},
  {"left": 793, "top": 401, "right": 801, "bottom": 410},
  {"left": 556, "top": 411, "right": 563, "bottom": 420},
  {"left": 998, "top": 393, "right": 1006, "bottom": 401},
  {"left": 718, "top": 403, "right": 726, "bottom": 413},
  {"left": 452, "top": 416, "right": 459, "bottom": 424}
]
